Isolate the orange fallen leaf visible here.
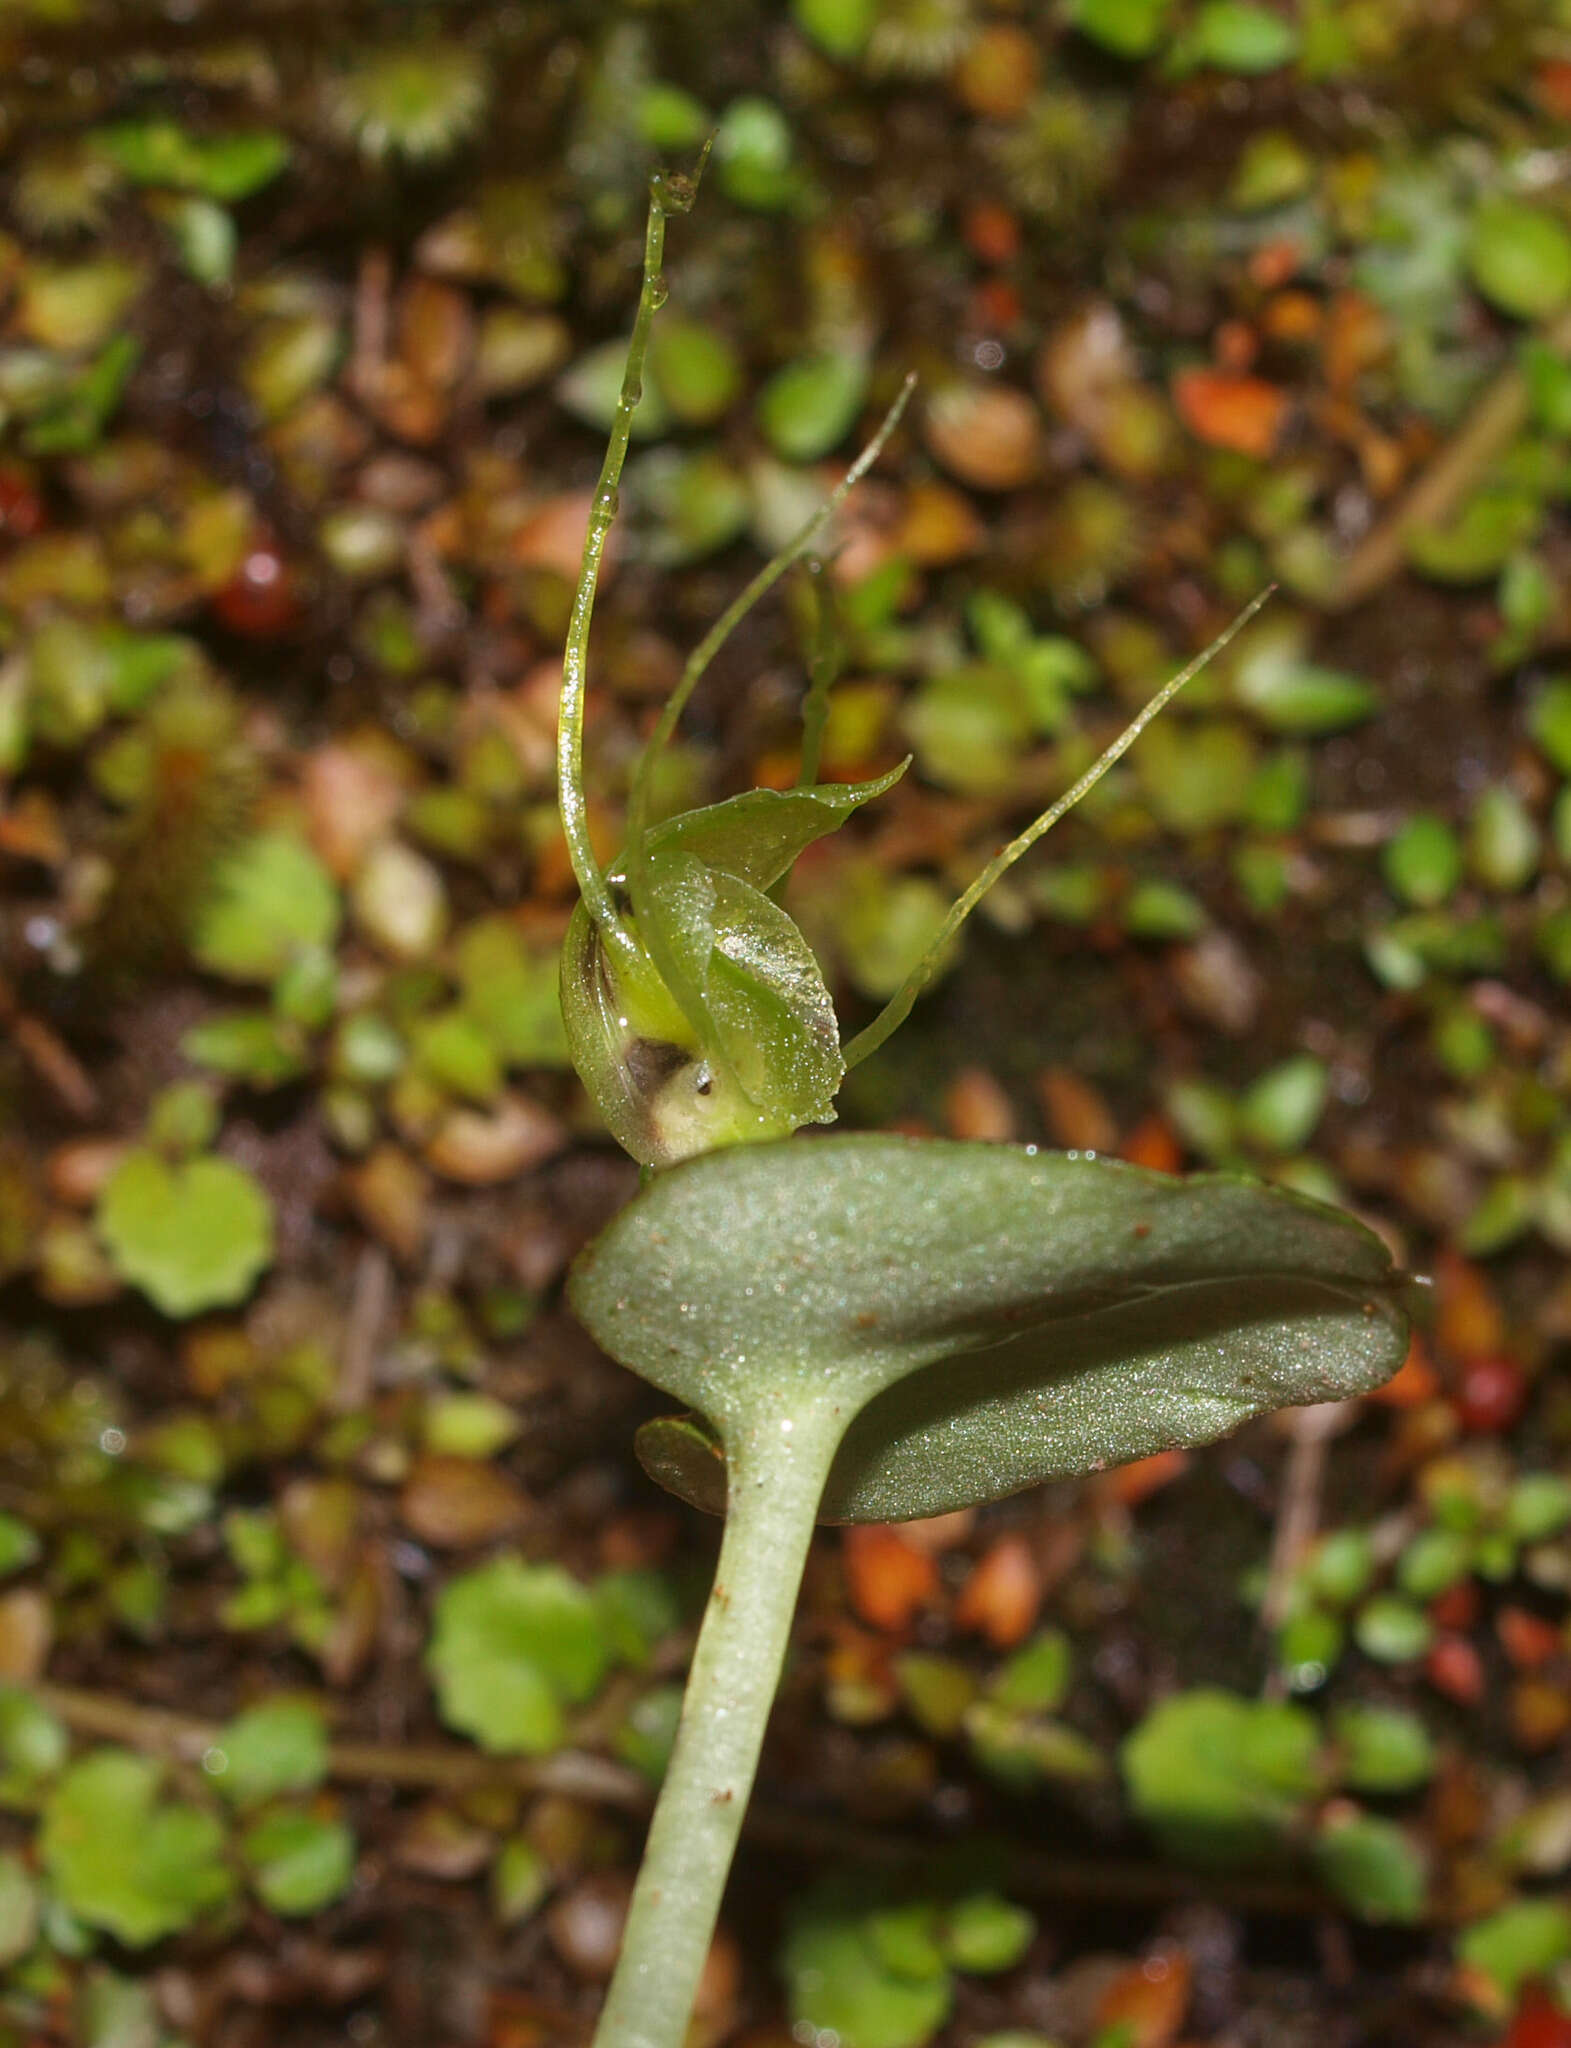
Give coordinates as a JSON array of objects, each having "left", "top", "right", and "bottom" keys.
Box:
[
  {"left": 1498, "top": 1606, "right": 1562, "bottom": 1673},
  {"left": 1172, "top": 367, "right": 1289, "bottom": 458},
  {"left": 1248, "top": 236, "right": 1303, "bottom": 289},
  {"left": 1509, "top": 1677, "right": 1571, "bottom": 1754},
  {"left": 1426, "top": 1633, "right": 1484, "bottom": 1708},
  {"left": 513, "top": 488, "right": 621, "bottom": 583},
  {"left": 1038, "top": 1066, "right": 1117, "bottom": 1153},
  {"left": 944, "top": 1066, "right": 1016, "bottom": 1143},
  {"left": 891, "top": 478, "right": 986, "bottom": 567},
  {"left": 1323, "top": 288, "right": 1391, "bottom": 395},
  {"left": 1434, "top": 1247, "right": 1506, "bottom": 1358},
  {"left": 1095, "top": 1947, "right": 1193, "bottom": 2048},
  {"left": 962, "top": 198, "right": 1023, "bottom": 266},
  {"left": 843, "top": 1525, "right": 940, "bottom": 1634},
  {"left": 1120, "top": 1114, "right": 1182, "bottom": 1175},
  {"left": 1098, "top": 1447, "right": 1190, "bottom": 1510},
  {"left": 1213, "top": 319, "right": 1258, "bottom": 373},
  {"left": 1369, "top": 1333, "right": 1439, "bottom": 1408},
  {"left": 1536, "top": 58, "right": 1571, "bottom": 118},
  {"left": 954, "top": 1533, "right": 1041, "bottom": 1648},
  {"left": 1261, "top": 289, "right": 1323, "bottom": 344}
]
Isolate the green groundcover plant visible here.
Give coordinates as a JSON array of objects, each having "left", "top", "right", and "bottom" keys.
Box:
[{"left": 556, "top": 161, "right": 1410, "bottom": 2048}]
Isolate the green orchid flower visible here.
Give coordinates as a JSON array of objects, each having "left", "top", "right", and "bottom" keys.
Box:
[{"left": 557, "top": 164, "right": 1267, "bottom": 1171}]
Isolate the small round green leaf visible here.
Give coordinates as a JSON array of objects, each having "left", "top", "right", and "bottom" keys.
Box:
[
  {"left": 1383, "top": 814, "right": 1462, "bottom": 909},
  {"left": 1458, "top": 1899, "right": 1571, "bottom": 2001},
  {"left": 97, "top": 1149, "right": 275, "bottom": 1317},
  {"left": 1331, "top": 1703, "right": 1435, "bottom": 1795},
  {"left": 1070, "top": 0, "right": 1172, "bottom": 58},
  {"left": 242, "top": 1807, "right": 356, "bottom": 1916},
  {"left": 40, "top": 1749, "right": 235, "bottom": 1947},
  {"left": 783, "top": 1885, "right": 952, "bottom": 2048},
  {"left": 214, "top": 1697, "right": 329, "bottom": 1807},
  {"left": 941, "top": 1893, "right": 1035, "bottom": 1974},
  {"left": 1469, "top": 201, "right": 1571, "bottom": 321},
  {"left": 1122, "top": 1689, "right": 1320, "bottom": 1864},
  {"left": 1188, "top": 0, "right": 1299, "bottom": 71},
  {"left": 1313, "top": 1810, "right": 1426, "bottom": 1923},
  {"left": 758, "top": 354, "right": 871, "bottom": 464},
  {"left": 427, "top": 1556, "right": 611, "bottom": 1755},
  {"left": 192, "top": 831, "right": 340, "bottom": 985}
]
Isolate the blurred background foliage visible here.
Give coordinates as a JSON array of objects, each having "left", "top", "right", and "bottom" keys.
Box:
[{"left": 4, "top": 0, "right": 1571, "bottom": 2042}]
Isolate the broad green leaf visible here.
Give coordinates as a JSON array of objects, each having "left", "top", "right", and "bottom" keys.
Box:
[
  {"left": 573, "top": 1135, "right": 1409, "bottom": 1522},
  {"left": 40, "top": 1749, "right": 234, "bottom": 1947},
  {"left": 636, "top": 763, "right": 907, "bottom": 893},
  {"left": 96, "top": 1149, "right": 274, "bottom": 1317},
  {"left": 427, "top": 1556, "right": 611, "bottom": 1756},
  {"left": 214, "top": 1698, "right": 329, "bottom": 1806},
  {"left": 241, "top": 1807, "right": 355, "bottom": 1916}
]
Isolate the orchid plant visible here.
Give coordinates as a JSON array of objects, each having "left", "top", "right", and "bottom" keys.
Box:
[{"left": 556, "top": 164, "right": 1409, "bottom": 2048}]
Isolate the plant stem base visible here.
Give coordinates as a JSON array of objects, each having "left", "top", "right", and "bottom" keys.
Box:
[{"left": 591, "top": 1402, "right": 844, "bottom": 2048}]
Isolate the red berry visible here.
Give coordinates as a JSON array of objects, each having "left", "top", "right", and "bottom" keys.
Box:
[
  {"left": 1425, "top": 1632, "right": 1484, "bottom": 1707},
  {"left": 211, "top": 531, "right": 301, "bottom": 638},
  {"left": 963, "top": 199, "right": 1021, "bottom": 267},
  {"left": 1453, "top": 1354, "right": 1528, "bottom": 1435},
  {"left": 1498, "top": 1606, "right": 1561, "bottom": 1672},
  {"left": 1429, "top": 1580, "right": 1480, "bottom": 1632},
  {"left": 0, "top": 463, "right": 46, "bottom": 540},
  {"left": 1503, "top": 1985, "right": 1571, "bottom": 2048}
]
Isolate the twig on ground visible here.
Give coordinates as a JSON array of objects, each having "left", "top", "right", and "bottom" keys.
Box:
[
  {"left": 31, "top": 1678, "right": 1384, "bottom": 1924},
  {"left": 1326, "top": 308, "right": 1571, "bottom": 611},
  {"left": 0, "top": 978, "right": 99, "bottom": 1119},
  {"left": 335, "top": 1243, "right": 393, "bottom": 1411}
]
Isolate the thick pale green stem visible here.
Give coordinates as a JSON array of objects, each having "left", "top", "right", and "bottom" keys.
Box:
[{"left": 591, "top": 1401, "right": 845, "bottom": 2048}]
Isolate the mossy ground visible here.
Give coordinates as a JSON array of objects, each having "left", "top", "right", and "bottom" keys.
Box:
[{"left": 2, "top": 2, "right": 1571, "bottom": 2044}]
